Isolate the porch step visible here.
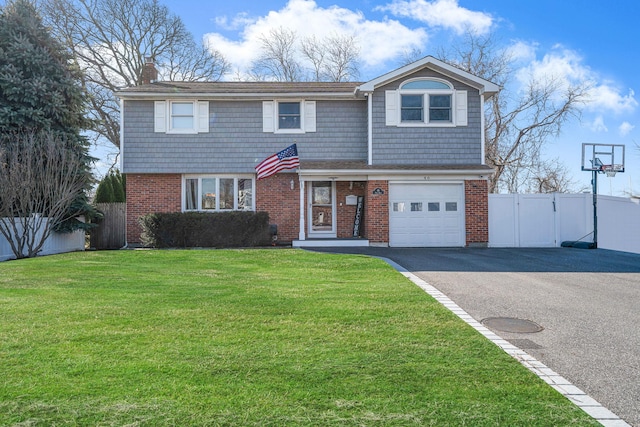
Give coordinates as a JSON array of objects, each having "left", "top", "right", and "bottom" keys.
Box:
[{"left": 292, "top": 238, "right": 370, "bottom": 248}]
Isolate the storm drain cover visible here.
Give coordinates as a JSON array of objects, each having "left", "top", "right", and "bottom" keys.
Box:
[{"left": 481, "top": 317, "right": 543, "bottom": 333}]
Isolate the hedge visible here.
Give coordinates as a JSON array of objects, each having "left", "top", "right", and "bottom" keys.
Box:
[{"left": 139, "top": 211, "right": 273, "bottom": 248}]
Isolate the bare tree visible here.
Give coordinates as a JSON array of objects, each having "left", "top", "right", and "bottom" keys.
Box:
[
  {"left": 253, "top": 28, "right": 360, "bottom": 82},
  {"left": 320, "top": 33, "right": 360, "bottom": 82},
  {"left": 398, "top": 47, "right": 425, "bottom": 67},
  {"left": 438, "top": 31, "right": 589, "bottom": 193},
  {"left": 251, "top": 27, "right": 302, "bottom": 82},
  {"left": 512, "top": 158, "right": 580, "bottom": 193},
  {"left": 0, "top": 132, "right": 90, "bottom": 259},
  {"left": 42, "top": 0, "right": 230, "bottom": 149},
  {"left": 301, "top": 35, "right": 326, "bottom": 81}
]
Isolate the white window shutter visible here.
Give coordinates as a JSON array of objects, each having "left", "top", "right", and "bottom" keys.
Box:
[
  {"left": 263, "top": 101, "right": 275, "bottom": 132},
  {"left": 304, "top": 101, "right": 316, "bottom": 132},
  {"left": 154, "top": 101, "right": 166, "bottom": 132},
  {"left": 385, "top": 90, "right": 398, "bottom": 126},
  {"left": 197, "top": 101, "right": 209, "bottom": 133},
  {"left": 455, "top": 91, "right": 468, "bottom": 126}
]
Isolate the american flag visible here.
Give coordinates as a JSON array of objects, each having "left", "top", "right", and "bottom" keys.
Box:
[{"left": 255, "top": 144, "right": 300, "bottom": 180}]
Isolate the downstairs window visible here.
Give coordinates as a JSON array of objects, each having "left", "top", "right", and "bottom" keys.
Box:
[{"left": 184, "top": 176, "right": 254, "bottom": 212}]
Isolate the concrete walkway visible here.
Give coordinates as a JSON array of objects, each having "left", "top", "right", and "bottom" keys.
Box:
[{"left": 310, "top": 247, "right": 640, "bottom": 426}]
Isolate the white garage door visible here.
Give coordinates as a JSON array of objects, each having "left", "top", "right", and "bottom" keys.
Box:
[{"left": 389, "top": 183, "right": 465, "bottom": 247}]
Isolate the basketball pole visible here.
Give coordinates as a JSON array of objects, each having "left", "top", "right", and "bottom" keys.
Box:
[{"left": 591, "top": 169, "right": 598, "bottom": 248}]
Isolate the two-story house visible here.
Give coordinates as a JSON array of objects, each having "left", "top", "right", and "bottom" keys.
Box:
[{"left": 117, "top": 56, "right": 499, "bottom": 247}]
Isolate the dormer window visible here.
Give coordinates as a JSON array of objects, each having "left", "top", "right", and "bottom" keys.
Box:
[{"left": 386, "top": 78, "right": 467, "bottom": 127}]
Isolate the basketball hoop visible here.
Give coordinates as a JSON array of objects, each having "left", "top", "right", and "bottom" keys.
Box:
[{"left": 600, "top": 164, "right": 622, "bottom": 177}]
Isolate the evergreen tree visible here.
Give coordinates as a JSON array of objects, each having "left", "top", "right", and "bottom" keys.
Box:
[
  {"left": 94, "top": 175, "right": 115, "bottom": 203},
  {"left": 111, "top": 171, "right": 126, "bottom": 203},
  {"left": 0, "top": 0, "right": 97, "bottom": 232},
  {"left": 94, "top": 170, "right": 126, "bottom": 203}
]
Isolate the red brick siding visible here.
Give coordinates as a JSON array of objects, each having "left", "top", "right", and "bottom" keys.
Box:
[
  {"left": 126, "top": 174, "right": 182, "bottom": 244},
  {"left": 365, "top": 180, "right": 389, "bottom": 244},
  {"left": 335, "top": 181, "right": 366, "bottom": 238},
  {"left": 256, "top": 174, "right": 300, "bottom": 243},
  {"left": 465, "top": 179, "right": 489, "bottom": 246},
  {"left": 125, "top": 174, "right": 485, "bottom": 247}
]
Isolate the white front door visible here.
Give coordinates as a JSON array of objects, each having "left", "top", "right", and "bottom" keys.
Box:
[{"left": 308, "top": 181, "right": 336, "bottom": 238}]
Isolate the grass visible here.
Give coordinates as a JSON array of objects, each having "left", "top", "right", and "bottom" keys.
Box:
[{"left": 0, "top": 249, "right": 597, "bottom": 426}]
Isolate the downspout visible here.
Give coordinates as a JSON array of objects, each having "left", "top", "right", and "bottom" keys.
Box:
[
  {"left": 367, "top": 93, "right": 373, "bottom": 165},
  {"left": 119, "top": 98, "right": 125, "bottom": 170},
  {"left": 120, "top": 98, "right": 128, "bottom": 249},
  {"left": 480, "top": 93, "right": 486, "bottom": 165},
  {"left": 298, "top": 177, "right": 306, "bottom": 241}
]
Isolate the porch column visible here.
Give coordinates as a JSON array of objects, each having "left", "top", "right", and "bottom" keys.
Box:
[{"left": 298, "top": 178, "right": 306, "bottom": 240}]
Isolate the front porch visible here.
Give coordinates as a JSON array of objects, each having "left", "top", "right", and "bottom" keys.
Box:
[
  {"left": 291, "top": 173, "right": 389, "bottom": 247},
  {"left": 292, "top": 237, "right": 371, "bottom": 248}
]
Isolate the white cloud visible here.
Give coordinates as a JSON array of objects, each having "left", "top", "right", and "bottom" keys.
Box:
[
  {"left": 377, "top": 0, "right": 493, "bottom": 35},
  {"left": 588, "top": 115, "right": 608, "bottom": 133},
  {"left": 619, "top": 121, "right": 635, "bottom": 136},
  {"left": 515, "top": 46, "right": 590, "bottom": 88},
  {"left": 588, "top": 85, "right": 637, "bottom": 115},
  {"left": 506, "top": 40, "right": 537, "bottom": 63},
  {"left": 204, "top": 0, "right": 427, "bottom": 77},
  {"left": 213, "top": 13, "right": 254, "bottom": 31},
  {"left": 514, "top": 46, "right": 638, "bottom": 115}
]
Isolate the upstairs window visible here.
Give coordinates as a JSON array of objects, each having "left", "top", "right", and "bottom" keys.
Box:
[
  {"left": 154, "top": 100, "right": 209, "bottom": 134},
  {"left": 400, "top": 79, "right": 452, "bottom": 125},
  {"left": 400, "top": 95, "right": 423, "bottom": 122},
  {"left": 428, "top": 95, "right": 451, "bottom": 122},
  {"left": 278, "top": 102, "right": 301, "bottom": 129},
  {"left": 387, "top": 78, "right": 467, "bottom": 127},
  {"left": 262, "top": 100, "right": 316, "bottom": 133},
  {"left": 170, "top": 102, "right": 194, "bottom": 131}
]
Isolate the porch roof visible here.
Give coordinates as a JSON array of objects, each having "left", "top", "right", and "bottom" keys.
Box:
[{"left": 297, "top": 161, "right": 494, "bottom": 177}]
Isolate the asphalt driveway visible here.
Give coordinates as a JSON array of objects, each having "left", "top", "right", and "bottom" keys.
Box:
[{"left": 311, "top": 247, "right": 640, "bottom": 426}]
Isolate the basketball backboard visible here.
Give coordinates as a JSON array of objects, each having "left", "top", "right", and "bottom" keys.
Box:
[{"left": 581, "top": 143, "right": 625, "bottom": 174}]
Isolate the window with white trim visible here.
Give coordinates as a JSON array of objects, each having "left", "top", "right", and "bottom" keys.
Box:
[
  {"left": 262, "top": 100, "right": 316, "bottom": 133},
  {"left": 386, "top": 78, "right": 467, "bottom": 127},
  {"left": 154, "top": 100, "right": 209, "bottom": 134},
  {"left": 278, "top": 102, "right": 301, "bottom": 129},
  {"left": 171, "top": 102, "right": 194, "bottom": 131},
  {"left": 184, "top": 176, "right": 254, "bottom": 211}
]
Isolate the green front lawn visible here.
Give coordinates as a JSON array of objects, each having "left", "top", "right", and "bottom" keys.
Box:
[{"left": 0, "top": 249, "right": 596, "bottom": 426}]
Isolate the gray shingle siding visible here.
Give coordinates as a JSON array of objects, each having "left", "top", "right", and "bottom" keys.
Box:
[
  {"left": 121, "top": 67, "right": 487, "bottom": 174},
  {"left": 122, "top": 99, "right": 367, "bottom": 174},
  {"left": 371, "top": 69, "right": 483, "bottom": 165}
]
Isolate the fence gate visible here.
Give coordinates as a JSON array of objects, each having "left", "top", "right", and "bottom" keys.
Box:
[
  {"left": 90, "top": 203, "right": 126, "bottom": 249},
  {"left": 489, "top": 194, "right": 556, "bottom": 247}
]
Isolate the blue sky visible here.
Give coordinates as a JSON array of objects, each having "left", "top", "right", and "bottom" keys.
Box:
[{"left": 128, "top": 0, "right": 640, "bottom": 194}]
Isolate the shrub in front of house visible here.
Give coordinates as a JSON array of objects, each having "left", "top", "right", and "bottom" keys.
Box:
[{"left": 139, "top": 212, "right": 272, "bottom": 248}]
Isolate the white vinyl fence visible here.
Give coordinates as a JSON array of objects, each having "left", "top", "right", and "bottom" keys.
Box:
[
  {"left": 0, "top": 218, "right": 85, "bottom": 261},
  {"left": 489, "top": 194, "right": 640, "bottom": 254},
  {"left": 598, "top": 195, "right": 640, "bottom": 254}
]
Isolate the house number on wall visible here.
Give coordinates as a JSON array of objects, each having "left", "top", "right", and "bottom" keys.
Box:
[{"left": 372, "top": 188, "right": 385, "bottom": 195}]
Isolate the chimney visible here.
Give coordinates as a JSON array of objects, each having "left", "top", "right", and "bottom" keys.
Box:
[{"left": 141, "top": 57, "right": 158, "bottom": 85}]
